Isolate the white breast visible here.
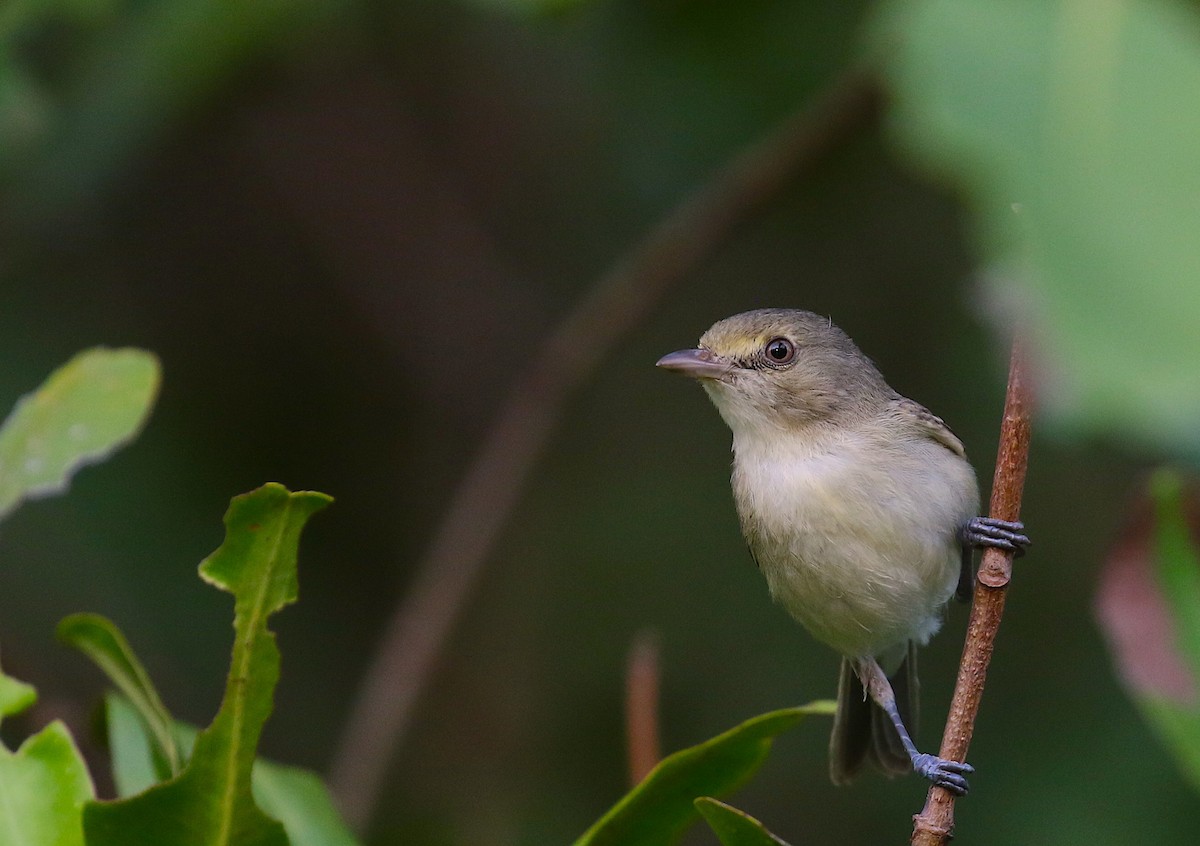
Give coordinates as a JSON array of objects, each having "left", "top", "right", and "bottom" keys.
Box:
[{"left": 731, "top": 426, "right": 976, "bottom": 659}]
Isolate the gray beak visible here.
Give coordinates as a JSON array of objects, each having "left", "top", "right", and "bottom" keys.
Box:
[{"left": 655, "top": 348, "right": 732, "bottom": 380}]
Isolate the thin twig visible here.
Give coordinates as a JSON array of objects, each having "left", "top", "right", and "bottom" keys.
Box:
[
  {"left": 910, "top": 339, "right": 1033, "bottom": 845},
  {"left": 327, "top": 68, "right": 885, "bottom": 833},
  {"left": 625, "top": 630, "right": 662, "bottom": 785}
]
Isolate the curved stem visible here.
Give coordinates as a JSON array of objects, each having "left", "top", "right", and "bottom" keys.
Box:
[{"left": 910, "top": 339, "right": 1033, "bottom": 845}]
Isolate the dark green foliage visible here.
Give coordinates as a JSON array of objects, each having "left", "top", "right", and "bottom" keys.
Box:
[{"left": 573, "top": 703, "right": 833, "bottom": 845}]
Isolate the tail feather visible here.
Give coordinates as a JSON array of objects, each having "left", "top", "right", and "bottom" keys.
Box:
[
  {"left": 830, "top": 658, "right": 872, "bottom": 785},
  {"left": 829, "top": 645, "right": 919, "bottom": 784}
]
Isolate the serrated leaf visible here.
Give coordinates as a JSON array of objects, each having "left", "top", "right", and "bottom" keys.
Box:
[
  {"left": 105, "top": 694, "right": 359, "bottom": 846},
  {"left": 572, "top": 702, "right": 834, "bottom": 846},
  {"left": 83, "top": 483, "right": 331, "bottom": 846},
  {"left": 875, "top": 0, "right": 1200, "bottom": 456},
  {"left": 58, "top": 613, "right": 180, "bottom": 778},
  {"left": 0, "top": 347, "right": 160, "bottom": 522},
  {"left": 695, "top": 798, "right": 793, "bottom": 846}
]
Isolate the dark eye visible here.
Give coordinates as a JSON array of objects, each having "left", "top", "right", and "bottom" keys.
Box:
[{"left": 764, "top": 337, "right": 795, "bottom": 366}]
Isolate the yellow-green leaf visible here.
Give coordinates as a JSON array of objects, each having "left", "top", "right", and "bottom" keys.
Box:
[{"left": 0, "top": 347, "right": 159, "bottom": 522}]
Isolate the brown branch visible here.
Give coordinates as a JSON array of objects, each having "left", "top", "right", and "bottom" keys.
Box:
[
  {"left": 911, "top": 339, "right": 1033, "bottom": 845},
  {"left": 625, "top": 630, "right": 662, "bottom": 785},
  {"left": 327, "top": 68, "right": 885, "bottom": 833}
]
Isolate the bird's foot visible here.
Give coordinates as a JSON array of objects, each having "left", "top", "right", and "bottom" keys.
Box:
[
  {"left": 962, "top": 516, "right": 1031, "bottom": 557},
  {"left": 912, "top": 753, "right": 974, "bottom": 796}
]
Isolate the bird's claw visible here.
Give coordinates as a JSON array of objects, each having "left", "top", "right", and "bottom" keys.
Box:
[
  {"left": 962, "top": 517, "right": 1031, "bottom": 557},
  {"left": 912, "top": 753, "right": 974, "bottom": 796}
]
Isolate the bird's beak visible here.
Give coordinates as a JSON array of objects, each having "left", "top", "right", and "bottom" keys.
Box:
[{"left": 655, "top": 348, "right": 732, "bottom": 380}]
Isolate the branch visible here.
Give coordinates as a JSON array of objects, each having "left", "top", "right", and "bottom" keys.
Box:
[
  {"left": 910, "top": 339, "right": 1033, "bottom": 845},
  {"left": 327, "top": 68, "right": 884, "bottom": 833},
  {"left": 625, "top": 630, "right": 662, "bottom": 785}
]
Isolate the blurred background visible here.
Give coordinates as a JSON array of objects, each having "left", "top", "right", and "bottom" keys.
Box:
[{"left": 2, "top": 0, "right": 1197, "bottom": 843}]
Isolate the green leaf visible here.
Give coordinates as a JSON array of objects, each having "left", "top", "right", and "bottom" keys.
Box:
[
  {"left": 1095, "top": 471, "right": 1200, "bottom": 793},
  {"left": 0, "top": 665, "right": 94, "bottom": 846},
  {"left": 875, "top": 0, "right": 1200, "bottom": 456},
  {"left": 83, "top": 483, "right": 332, "bottom": 846},
  {"left": 105, "top": 694, "right": 359, "bottom": 846},
  {"left": 695, "top": 798, "right": 793, "bottom": 846},
  {"left": 1147, "top": 470, "right": 1200, "bottom": 790},
  {"left": 0, "top": 347, "right": 160, "bottom": 522},
  {"left": 57, "top": 613, "right": 180, "bottom": 778},
  {"left": 252, "top": 762, "right": 360, "bottom": 846},
  {"left": 0, "top": 666, "right": 37, "bottom": 721},
  {"left": 572, "top": 702, "right": 834, "bottom": 846},
  {"left": 105, "top": 693, "right": 170, "bottom": 798},
  {"left": 0, "top": 723, "right": 95, "bottom": 846},
  {"left": 1136, "top": 697, "right": 1200, "bottom": 793},
  {"left": 1152, "top": 471, "right": 1200, "bottom": 676}
]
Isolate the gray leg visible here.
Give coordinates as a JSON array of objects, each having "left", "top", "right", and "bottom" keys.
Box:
[
  {"left": 854, "top": 657, "right": 974, "bottom": 795},
  {"left": 961, "top": 517, "right": 1031, "bottom": 556}
]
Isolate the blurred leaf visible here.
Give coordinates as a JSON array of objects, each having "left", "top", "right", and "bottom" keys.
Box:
[
  {"left": 83, "top": 483, "right": 331, "bottom": 846},
  {"left": 1152, "top": 471, "right": 1200, "bottom": 673},
  {"left": 0, "top": 665, "right": 94, "bottom": 846},
  {"left": 876, "top": 0, "right": 1200, "bottom": 456},
  {"left": 0, "top": 664, "right": 38, "bottom": 720},
  {"left": 466, "top": 0, "right": 588, "bottom": 15},
  {"left": 0, "top": 62, "right": 53, "bottom": 168},
  {"left": 10, "top": 0, "right": 344, "bottom": 219},
  {"left": 1096, "top": 471, "right": 1200, "bottom": 792},
  {"left": 106, "top": 694, "right": 359, "bottom": 846},
  {"left": 695, "top": 798, "right": 792, "bottom": 846},
  {"left": 572, "top": 702, "right": 834, "bottom": 846},
  {"left": 1147, "top": 470, "right": 1200, "bottom": 790},
  {"left": 58, "top": 613, "right": 180, "bottom": 777},
  {"left": 0, "top": 347, "right": 160, "bottom": 522},
  {"left": 252, "top": 762, "right": 361, "bottom": 846},
  {"left": 106, "top": 693, "right": 170, "bottom": 798}
]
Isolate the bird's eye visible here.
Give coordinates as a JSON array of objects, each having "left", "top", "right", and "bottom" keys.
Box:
[{"left": 764, "top": 337, "right": 796, "bottom": 366}]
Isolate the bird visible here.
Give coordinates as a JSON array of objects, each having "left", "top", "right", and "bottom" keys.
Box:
[{"left": 656, "top": 308, "right": 1028, "bottom": 794}]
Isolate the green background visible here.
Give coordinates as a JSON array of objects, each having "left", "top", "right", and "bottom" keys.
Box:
[{"left": 2, "top": 0, "right": 1196, "bottom": 843}]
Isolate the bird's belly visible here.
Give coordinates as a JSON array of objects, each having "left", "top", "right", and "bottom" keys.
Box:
[
  {"left": 755, "top": 535, "right": 957, "bottom": 658},
  {"left": 734, "top": 445, "right": 968, "bottom": 659}
]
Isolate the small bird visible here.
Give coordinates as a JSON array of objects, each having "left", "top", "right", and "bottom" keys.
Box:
[{"left": 657, "top": 308, "right": 1028, "bottom": 794}]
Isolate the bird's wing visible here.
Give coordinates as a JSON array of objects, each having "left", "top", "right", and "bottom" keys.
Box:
[
  {"left": 890, "top": 397, "right": 966, "bottom": 458},
  {"left": 890, "top": 397, "right": 975, "bottom": 601}
]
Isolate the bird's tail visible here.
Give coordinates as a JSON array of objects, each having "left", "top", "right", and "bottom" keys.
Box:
[{"left": 829, "top": 644, "right": 918, "bottom": 785}]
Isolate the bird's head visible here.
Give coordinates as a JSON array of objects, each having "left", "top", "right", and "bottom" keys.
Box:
[{"left": 657, "top": 308, "right": 891, "bottom": 435}]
